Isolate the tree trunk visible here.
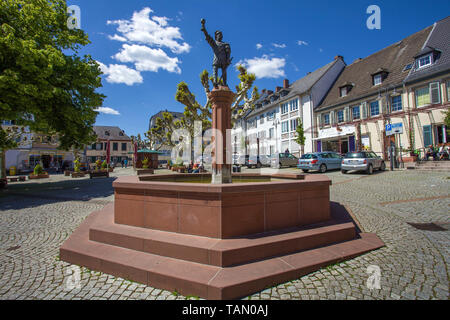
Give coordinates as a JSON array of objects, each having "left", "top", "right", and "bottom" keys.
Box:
[{"left": 0, "top": 149, "right": 6, "bottom": 179}]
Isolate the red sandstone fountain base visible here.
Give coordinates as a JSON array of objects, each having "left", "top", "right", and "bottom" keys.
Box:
[{"left": 60, "top": 173, "right": 384, "bottom": 300}]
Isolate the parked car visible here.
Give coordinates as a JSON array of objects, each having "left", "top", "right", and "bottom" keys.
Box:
[
  {"left": 341, "top": 151, "right": 386, "bottom": 174},
  {"left": 232, "top": 154, "right": 249, "bottom": 167},
  {"left": 248, "top": 155, "right": 271, "bottom": 168},
  {"left": 297, "top": 152, "right": 342, "bottom": 173},
  {"left": 271, "top": 153, "right": 299, "bottom": 168}
]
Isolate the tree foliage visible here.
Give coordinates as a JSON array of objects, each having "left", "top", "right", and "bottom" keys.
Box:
[
  {"left": 0, "top": 0, "right": 105, "bottom": 153},
  {"left": 148, "top": 66, "right": 259, "bottom": 149},
  {"left": 295, "top": 120, "right": 306, "bottom": 146}
]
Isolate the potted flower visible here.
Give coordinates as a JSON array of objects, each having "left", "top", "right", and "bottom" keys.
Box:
[
  {"left": 71, "top": 159, "right": 85, "bottom": 178},
  {"left": 29, "top": 164, "right": 50, "bottom": 179}
]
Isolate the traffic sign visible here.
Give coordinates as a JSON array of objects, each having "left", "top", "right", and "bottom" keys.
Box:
[{"left": 386, "top": 123, "right": 403, "bottom": 136}]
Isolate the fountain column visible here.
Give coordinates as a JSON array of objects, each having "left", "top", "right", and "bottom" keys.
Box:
[{"left": 208, "top": 86, "right": 235, "bottom": 184}]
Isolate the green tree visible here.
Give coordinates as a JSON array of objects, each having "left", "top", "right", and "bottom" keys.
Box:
[
  {"left": 444, "top": 108, "right": 450, "bottom": 136},
  {"left": 149, "top": 66, "right": 259, "bottom": 157},
  {"left": 295, "top": 120, "right": 306, "bottom": 156},
  {"left": 0, "top": 0, "right": 105, "bottom": 179}
]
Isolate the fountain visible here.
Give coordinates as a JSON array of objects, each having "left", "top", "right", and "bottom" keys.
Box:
[{"left": 60, "top": 20, "right": 384, "bottom": 300}]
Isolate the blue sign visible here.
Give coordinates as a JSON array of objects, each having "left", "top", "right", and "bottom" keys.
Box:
[{"left": 386, "top": 123, "right": 403, "bottom": 136}]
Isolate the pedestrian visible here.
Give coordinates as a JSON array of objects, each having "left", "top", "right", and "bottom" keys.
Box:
[{"left": 124, "top": 159, "right": 128, "bottom": 168}]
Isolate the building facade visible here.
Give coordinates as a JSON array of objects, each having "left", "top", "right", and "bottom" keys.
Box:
[
  {"left": 86, "top": 126, "right": 133, "bottom": 167},
  {"left": 314, "top": 17, "right": 449, "bottom": 159},
  {"left": 1, "top": 121, "right": 74, "bottom": 173},
  {"left": 232, "top": 57, "right": 346, "bottom": 158}
]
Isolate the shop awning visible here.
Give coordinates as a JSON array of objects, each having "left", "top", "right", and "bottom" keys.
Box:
[{"left": 315, "top": 126, "right": 356, "bottom": 140}]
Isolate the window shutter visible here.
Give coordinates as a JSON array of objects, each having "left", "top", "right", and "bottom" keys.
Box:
[
  {"left": 423, "top": 125, "right": 432, "bottom": 147},
  {"left": 430, "top": 82, "right": 441, "bottom": 104},
  {"left": 382, "top": 100, "right": 388, "bottom": 114},
  {"left": 361, "top": 102, "right": 367, "bottom": 119},
  {"left": 330, "top": 111, "right": 336, "bottom": 125},
  {"left": 344, "top": 107, "right": 350, "bottom": 122},
  {"left": 318, "top": 115, "right": 322, "bottom": 128}
]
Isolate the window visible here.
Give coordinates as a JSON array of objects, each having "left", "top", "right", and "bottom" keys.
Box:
[
  {"left": 96, "top": 143, "right": 103, "bottom": 150},
  {"left": 340, "top": 87, "right": 347, "bottom": 97},
  {"left": 417, "top": 54, "right": 432, "bottom": 69},
  {"left": 290, "top": 118, "right": 299, "bottom": 132},
  {"left": 323, "top": 114, "right": 330, "bottom": 126},
  {"left": 352, "top": 106, "right": 360, "bottom": 120},
  {"left": 423, "top": 125, "right": 432, "bottom": 147},
  {"left": 447, "top": 80, "right": 450, "bottom": 101},
  {"left": 290, "top": 99, "right": 299, "bottom": 112},
  {"left": 281, "top": 121, "right": 289, "bottom": 133},
  {"left": 267, "top": 111, "right": 275, "bottom": 120},
  {"left": 391, "top": 95, "right": 402, "bottom": 112},
  {"left": 105, "top": 131, "right": 110, "bottom": 136},
  {"left": 121, "top": 143, "right": 127, "bottom": 151},
  {"left": 91, "top": 143, "right": 96, "bottom": 150},
  {"left": 269, "top": 128, "right": 275, "bottom": 139},
  {"left": 260, "top": 115, "right": 264, "bottom": 124},
  {"left": 281, "top": 103, "right": 289, "bottom": 114},
  {"left": 370, "top": 101, "right": 380, "bottom": 117},
  {"left": 415, "top": 82, "right": 440, "bottom": 107},
  {"left": 373, "top": 74, "right": 382, "bottom": 86},
  {"left": 337, "top": 110, "right": 344, "bottom": 123},
  {"left": 113, "top": 142, "right": 118, "bottom": 151}
]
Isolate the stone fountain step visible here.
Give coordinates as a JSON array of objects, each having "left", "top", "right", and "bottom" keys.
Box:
[
  {"left": 88, "top": 204, "right": 356, "bottom": 267},
  {"left": 60, "top": 205, "right": 384, "bottom": 300}
]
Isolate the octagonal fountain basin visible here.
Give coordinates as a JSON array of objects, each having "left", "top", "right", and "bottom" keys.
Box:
[{"left": 113, "top": 173, "right": 331, "bottom": 239}]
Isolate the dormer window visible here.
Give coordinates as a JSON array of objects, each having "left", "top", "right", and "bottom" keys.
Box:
[
  {"left": 373, "top": 74, "right": 382, "bottom": 86},
  {"left": 414, "top": 46, "right": 440, "bottom": 70},
  {"left": 417, "top": 54, "right": 432, "bottom": 69},
  {"left": 339, "top": 82, "right": 354, "bottom": 97},
  {"left": 105, "top": 131, "right": 110, "bottom": 136},
  {"left": 371, "top": 68, "right": 389, "bottom": 86},
  {"left": 119, "top": 131, "right": 124, "bottom": 136}
]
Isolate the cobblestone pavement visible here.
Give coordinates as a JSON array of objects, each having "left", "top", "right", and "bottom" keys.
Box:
[{"left": 0, "top": 168, "right": 448, "bottom": 300}]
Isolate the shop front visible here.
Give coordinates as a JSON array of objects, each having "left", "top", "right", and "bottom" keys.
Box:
[{"left": 316, "top": 125, "right": 357, "bottom": 155}]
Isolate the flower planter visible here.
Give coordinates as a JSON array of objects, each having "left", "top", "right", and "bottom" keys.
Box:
[
  {"left": 402, "top": 156, "right": 418, "bottom": 163},
  {"left": 71, "top": 172, "right": 86, "bottom": 178},
  {"left": 64, "top": 170, "right": 71, "bottom": 176},
  {"left": 136, "top": 169, "right": 154, "bottom": 175},
  {"left": 29, "top": 173, "right": 50, "bottom": 180},
  {"left": 89, "top": 171, "right": 109, "bottom": 179}
]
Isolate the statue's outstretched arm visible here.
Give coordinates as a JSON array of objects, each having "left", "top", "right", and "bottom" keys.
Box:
[{"left": 201, "top": 19, "right": 215, "bottom": 47}]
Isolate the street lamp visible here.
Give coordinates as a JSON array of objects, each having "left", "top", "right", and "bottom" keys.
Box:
[{"left": 273, "top": 118, "right": 280, "bottom": 155}]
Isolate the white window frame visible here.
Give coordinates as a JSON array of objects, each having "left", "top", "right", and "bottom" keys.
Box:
[
  {"left": 373, "top": 74, "right": 382, "bottom": 86},
  {"left": 369, "top": 100, "right": 380, "bottom": 117},
  {"left": 352, "top": 106, "right": 360, "bottom": 120},
  {"left": 323, "top": 113, "right": 330, "bottom": 126},
  {"left": 337, "top": 110, "right": 344, "bottom": 123},
  {"left": 417, "top": 54, "right": 432, "bottom": 69},
  {"left": 281, "top": 103, "right": 289, "bottom": 114},
  {"left": 340, "top": 87, "right": 347, "bottom": 97},
  {"left": 281, "top": 121, "right": 289, "bottom": 133},
  {"left": 391, "top": 95, "right": 403, "bottom": 112},
  {"left": 290, "top": 99, "right": 299, "bottom": 112}
]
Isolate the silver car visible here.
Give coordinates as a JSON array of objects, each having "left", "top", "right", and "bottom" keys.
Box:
[
  {"left": 341, "top": 151, "right": 386, "bottom": 175},
  {"left": 297, "top": 152, "right": 342, "bottom": 173},
  {"left": 271, "top": 153, "right": 299, "bottom": 168}
]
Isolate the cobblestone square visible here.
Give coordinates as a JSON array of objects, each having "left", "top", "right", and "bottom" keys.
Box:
[{"left": 0, "top": 168, "right": 448, "bottom": 300}]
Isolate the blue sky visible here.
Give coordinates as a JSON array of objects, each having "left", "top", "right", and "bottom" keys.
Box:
[{"left": 69, "top": 0, "right": 450, "bottom": 137}]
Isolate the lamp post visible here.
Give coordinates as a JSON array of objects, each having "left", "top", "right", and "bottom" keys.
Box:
[{"left": 273, "top": 118, "right": 280, "bottom": 155}]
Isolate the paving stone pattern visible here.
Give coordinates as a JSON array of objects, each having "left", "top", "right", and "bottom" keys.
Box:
[{"left": 0, "top": 168, "right": 448, "bottom": 300}]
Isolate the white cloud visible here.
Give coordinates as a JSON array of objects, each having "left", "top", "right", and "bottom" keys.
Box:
[
  {"left": 256, "top": 43, "right": 263, "bottom": 50},
  {"left": 97, "top": 107, "right": 121, "bottom": 115},
  {"left": 319, "top": 48, "right": 324, "bottom": 52},
  {"left": 113, "top": 44, "right": 181, "bottom": 74},
  {"left": 98, "top": 62, "right": 143, "bottom": 86},
  {"left": 107, "top": 7, "right": 190, "bottom": 54},
  {"left": 272, "top": 43, "right": 287, "bottom": 48},
  {"left": 297, "top": 40, "right": 309, "bottom": 46},
  {"left": 238, "top": 55, "right": 286, "bottom": 79},
  {"left": 108, "top": 34, "right": 127, "bottom": 42}
]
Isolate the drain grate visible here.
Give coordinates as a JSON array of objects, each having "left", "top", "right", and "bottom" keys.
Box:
[
  {"left": 6, "top": 245, "right": 21, "bottom": 252},
  {"left": 407, "top": 222, "right": 449, "bottom": 232}
]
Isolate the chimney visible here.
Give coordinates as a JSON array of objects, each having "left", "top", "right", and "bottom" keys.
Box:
[
  {"left": 334, "top": 55, "right": 344, "bottom": 61},
  {"left": 283, "top": 79, "right": 289, "bottom": 88},
  {"left": 267, "top": 90, "right": 274, "bottom": 95},
  {"left": 262, "top": 89, "right": 266, "bottom": 94},
  {"left": 276, "top": 86, "right": 282, "bottom": 93}
]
